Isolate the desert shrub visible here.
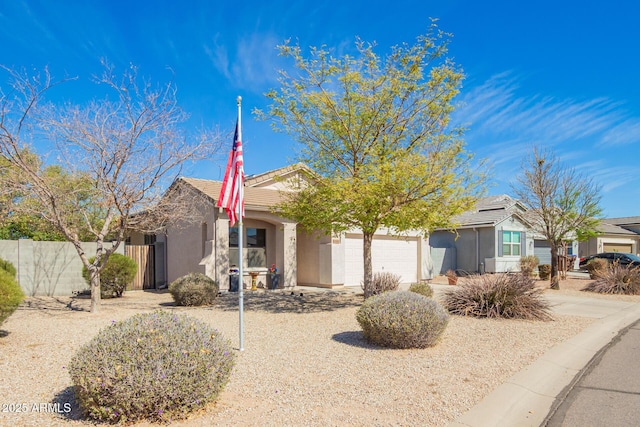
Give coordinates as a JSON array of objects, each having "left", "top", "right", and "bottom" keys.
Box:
[
  {"left": 585, "top": 258, "right": 608, "bottom": 279},
  {"left": 520, "top": 255, "right": 539, "bottom": 277},
  {"left": 356, "top": 291, "right": 449, "bottom": 349},
  {"left": 169, "top": 273, "right": 219, "bottom": 306},
  {"left": 82, "top": 253, "right": 138, "bottom": 298},
  {"left": 361, "top": 271, "right": 401, "bottom": 299},
  {"left": 443, "top": 273, "right": 552, "bottom": 320},
  {"left": 0, "top": 268, "right": 24, "bottom": 326},
  {"left": 582, "top": 263, "right": 640, "bottom": 295},
  {"left": 538, "top": 264, "right": 551, "bottom": 280},
  {"left": 408, "top": 282, "right": 433, "bottom": 298},
  {"left": 0, "top": 257, "right": 17, "bottom": 278},
  {"left": 69, "top": 311, "right": 235, "bottom": 423}
]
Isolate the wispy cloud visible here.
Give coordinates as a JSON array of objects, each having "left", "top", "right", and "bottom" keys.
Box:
[
  {"left": 204, "top": 32, "right": 283, "bottom": 93},
  {"left": 600, "top": 118, "right": 640, "bottom": 146},
  {"left": 455, "top": 72, "right": 640, "bottom": 198},
  {"left": 456, "top": 72, "right": 632, "bottom": 147}
]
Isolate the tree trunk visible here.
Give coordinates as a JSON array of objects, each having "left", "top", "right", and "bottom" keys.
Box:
[
  {"left": 550, "top": 242, "right": 560, "bottom": 290},
  {"left": 362, "top": 232, "right": 374, "bottom": 298},
  {"left": 89, "top": 268, "right": 101, "bottom": 313}
]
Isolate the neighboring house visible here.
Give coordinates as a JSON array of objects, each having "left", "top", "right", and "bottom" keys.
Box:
[
  {"left": 142, "top": 164, "right": 433, "bottom": 290},
  {"left": 430, "top": 195, "right": 536, "bottom": 274},
  {"left": 579, "top": 217, "right": 640, "bottom": 257}
]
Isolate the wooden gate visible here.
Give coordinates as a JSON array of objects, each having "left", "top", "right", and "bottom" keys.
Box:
[{"left": 125, "top": 245, "right": 155, "bottom": 290}]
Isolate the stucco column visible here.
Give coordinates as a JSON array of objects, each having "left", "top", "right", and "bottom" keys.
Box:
[
  {"left": 214, "top": 216, "right": 230, "bottom": 291},
  {"left": 420, "top": 235, "right": 434, "bottom": 280},
  {"left": 277, "top": 222, "right": 297, "bottom": 288}
]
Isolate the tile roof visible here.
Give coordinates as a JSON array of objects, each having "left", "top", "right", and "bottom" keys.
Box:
[
  {"left": 179, "top": 177, "right": 283, "bottom": 209},
  {"left": 603, "top": 216, "right": 640, "bottom": 226},
  {"left": 597, "top": 222, "right": 639, "bottom": 235},
  {"left": 452, "top": 195, "right": 527, "bottom": 228}
]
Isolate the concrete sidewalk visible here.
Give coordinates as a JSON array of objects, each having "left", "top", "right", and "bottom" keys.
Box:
[{"left": 448, "top": 293, "right": 640, "bottom": 427}]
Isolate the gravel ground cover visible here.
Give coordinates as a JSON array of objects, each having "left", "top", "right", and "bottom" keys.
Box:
[{"left": 0, "top": 276, "right": 631, "bottom": 426}]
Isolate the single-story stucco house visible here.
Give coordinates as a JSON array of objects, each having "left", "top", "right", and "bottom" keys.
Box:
[{"left": 140, "top": 164, "right": 433, "bottom": 290}]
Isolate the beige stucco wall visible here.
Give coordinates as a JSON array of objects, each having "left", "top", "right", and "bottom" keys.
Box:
[
  {"left": 296, "top": 229, "right": 337, "bottom": 286},
  {"left": 0, "top": 239, "right": 125, "bottom": 296},
  {"left": 166, "top": 219, "right": 207, "bottom": 283},
  {"left": 164, "top": 193, "right": 211, "bottom": 284},
  {"left": 164, "top": 203, "right": 298, "bottom": 291}
]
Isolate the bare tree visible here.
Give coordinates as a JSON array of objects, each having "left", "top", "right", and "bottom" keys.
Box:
[
  {"left": 512, "top": 147, "right": 602, "bottom": 289},
  {"left": 0, "top": 63, "right": 221, "bottom": 311}
]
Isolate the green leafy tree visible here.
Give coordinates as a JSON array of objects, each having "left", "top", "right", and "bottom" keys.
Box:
[
  {"left": 0, "top": 63, "right": 220, "bottom": 312},
  {"left": 82, "top": 253, "right": 138, "bottom": 298},
  {"left": 257, "top": 23, "right": 485, "bottom": 290},
  {"left": 0, "top": 154, "right": 99, "bottom": 241},
  {"left": 513, "top": 147, "right": 602, "bottom": 289}
]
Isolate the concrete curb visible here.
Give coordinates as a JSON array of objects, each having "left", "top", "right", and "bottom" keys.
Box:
[{"left": 448, "top": 300, "right": 640, "bottom": 427}]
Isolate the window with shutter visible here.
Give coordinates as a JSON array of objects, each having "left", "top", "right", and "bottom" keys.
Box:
[{"left": 502, "top": 231, "right": 521, "bottom": 256}]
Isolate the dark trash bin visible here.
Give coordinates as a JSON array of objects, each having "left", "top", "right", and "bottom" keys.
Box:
[
  {"left": 269, "top": 274, "right": 280, "bottom": 290},
  {"left": 229, "top": 268, "right": 239, "bottom": 292}
]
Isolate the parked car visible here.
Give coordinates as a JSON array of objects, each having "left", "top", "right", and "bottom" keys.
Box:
[{"left": 578, "top": 252, "right": 640, "bottom": 270}]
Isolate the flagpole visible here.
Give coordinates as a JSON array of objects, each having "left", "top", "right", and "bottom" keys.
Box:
[{"left": 237, "top": 95, "right": 244, "bottom": 352}]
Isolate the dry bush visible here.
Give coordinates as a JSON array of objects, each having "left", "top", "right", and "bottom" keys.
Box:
[
  {"left": 443, "top": 273, "right": 552, "bottom": 321},
  {"left": 362, "top": 272, "right": 401, "bottom": 299},
  {"left": 169, "top": 273, "right": 219, "bottom": 306},
  {"left": 538, "top": 264, "right": 551, "bottom": 280},
  {"left": 585, "top": 258, "right": 608, "bottom": 279},
  {"left": 581, "top": 263, "right": 640, "bottom": 295},
  {"left": 519, "top": 255, "right": 539, "bottom": 277}
]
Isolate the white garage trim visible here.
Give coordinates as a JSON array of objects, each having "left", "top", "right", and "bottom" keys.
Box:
[{"left": 344, "top": 234, "right": 419, "bottom": 286}]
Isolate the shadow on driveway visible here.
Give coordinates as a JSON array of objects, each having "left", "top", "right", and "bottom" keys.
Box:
[{"left": 213, "top": 290, "right": 363, "bottom": 314}]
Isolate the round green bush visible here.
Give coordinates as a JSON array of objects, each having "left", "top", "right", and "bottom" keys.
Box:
[
  {"left": 408, "top": 282, "right": 433, "bottom": 298},
  {"left": 0, "top": 257, "right": 17, "bottom": 278},
  {"left": 0, "top": 268, "right": 24, "bottom": 326},
  {"left": 82, "top": 253, "right": 138, "bottom": 298},
  {"left": 169, "top": 273, "right": 218, "bottom": 306},
  {"left": 69, "top": 311, "right": 236, "bottom": 423},
  {"left": 356, "top": 291, "right": 449, "bottom": 349}
]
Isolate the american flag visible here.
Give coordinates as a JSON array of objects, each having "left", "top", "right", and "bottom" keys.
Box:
[{"left": 217, "top": 120, "right": 244, "bottom": 226}]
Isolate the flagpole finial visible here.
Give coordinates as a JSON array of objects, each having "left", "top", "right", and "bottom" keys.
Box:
[{"left": 237, "top": 96, "right": 242, "bottom": 106}]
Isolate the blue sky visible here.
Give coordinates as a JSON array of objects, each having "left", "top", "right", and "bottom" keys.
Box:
[{"left": 1, "top": 0, "right": 638, "bottom": 217}]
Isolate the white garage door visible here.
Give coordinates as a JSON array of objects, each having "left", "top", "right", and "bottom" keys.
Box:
[
  {"left": 534, "top": 240, "right": 552, "bottom": 265},
  {"left": 344, "top": 235, "right": 418, "bottom": 286}
]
